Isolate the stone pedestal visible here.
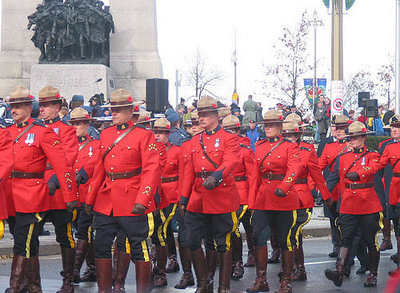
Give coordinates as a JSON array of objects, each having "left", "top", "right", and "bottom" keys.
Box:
[{"left": 30, "top": 65, "right": 115, "bottom": 103}]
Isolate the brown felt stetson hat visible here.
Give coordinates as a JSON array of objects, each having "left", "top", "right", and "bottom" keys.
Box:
[
  {"left": 222, "top": 115, "right": 241, "bottom": 130},
  {"left": 102, "top": 89, "right": 141, "bottom": 109},
  {"left": 135, "top": 109, "right": 156, "bottom": 125},
  {"left": 197, "top": 96, "right": 219, "bottom": 113},
  {"left": 152, "top": 117, "right": 173, "bottom": 132},
  {"left": 332, "top": 114, "right": 351, "bottom": 128},
  {"left": 218, "top": 107, "right": 231, "bottom": 120},
  {"left": 282, "top": 121, "right": 302, "bottom": 134},
  {"left": 68, "top": 107, "right": 93, "bottom": 123},
  {"left": 390, "top": 114, "right": 400, "bottom": 127},
  {"left": 258, "top": 109, "right": 288, "bottom": 124},
  {"left": 345, "top": 121, "right": 374, "bottom": 138},
  {"left": 38, "top": 86, "right": 62, "bottom": 103},
  {"left": 9, "top": 85, "right": 35, "bottom": 104}
]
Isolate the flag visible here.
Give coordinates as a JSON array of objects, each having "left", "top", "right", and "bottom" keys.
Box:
[
  {"left": 317, "top": 78, "right": 327, "bottom": 98},
  {"left": 232, "top": 92, "right": 239, "bottom": 105},
  {"left": 322, "top": 0, "right": 329, "bottom": 8},
  {"left": 345, "top": 0, "right": 356, "bottom": 10},
  {"left": 303, "top": 78, "right": 314, "bottom": 104}
]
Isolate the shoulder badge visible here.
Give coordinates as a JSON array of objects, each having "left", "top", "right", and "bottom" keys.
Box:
[
  {"left": 300, "top": 146, "right": 312, "bottom": 152},
  {"left": 33, "top": 119, "right": 46, "bottom": 127},
  {"left": 239, "top": 143, "right": 251, "bottom": 149}
]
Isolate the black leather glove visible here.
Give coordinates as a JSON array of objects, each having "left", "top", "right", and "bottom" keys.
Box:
[
  {"left": 48, "top": 181, "right": 57, "bottom": 196},
  {"left": 85, "top": 204, "right": 93, "bottom": 216},
  {"left": 66, "top": 200, "right": 78, "bottom": 212},
  {"left": 346, "top": 172, "right": 360, "bottom": 182},
  {"left": 131, "top": 203, "right": 147, "bottom": 215},
  {"left": 274, "top": 188, "right": 286, "bottom": 198},
  {"left": 179, "top": 203, "right": 186, "bottom": 218},
  {"left": 203, "top": 176, "right": 217, "bottom": 190},
  {"left": 324, "top": 198, "right": 334, "bottom": 209},
  {"left": 396, "top": 203, "right": 400, "bottom": 219},
  {"left": 75, "top": 174, "right": 83, "bottom": 187}
]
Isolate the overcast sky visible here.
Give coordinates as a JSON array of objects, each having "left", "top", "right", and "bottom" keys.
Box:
[{"left": 30, "top": 0, "right": 397, "bottom": 109}]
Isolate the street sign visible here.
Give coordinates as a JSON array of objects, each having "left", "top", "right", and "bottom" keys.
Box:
[
  {"left": 331, "top": 80, "right": 344, "bottom": 116},
  {"left": 333, "top": 98, "right": 343, "bottom": 111}
]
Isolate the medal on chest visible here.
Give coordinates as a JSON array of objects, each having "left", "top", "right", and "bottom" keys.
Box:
[
  {"left": 215, "top": 138, "right": 220, "bottom": 148},
  {"left": 88, "top": 146, "right": 93, "bottom": 158},
  {"left": 53, "top": 128, "right": 59, "bottom": 135},
  {"left": 25, "top": 133, "right": 35, "bottom": 145},
  {"left": 361, "top": 157, "right": 366, "bottom": 166}
]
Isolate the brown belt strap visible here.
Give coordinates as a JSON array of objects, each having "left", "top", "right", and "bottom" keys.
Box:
[
  {"left": 345, "top": 182, "right": 374, "bottom": 190},
  {"left": 103, "top": 125, "right": 136, "bottom": 161},
  {"left": 14, "top": 123, "right": 35, "bottom": 144},
  {"left": 261, "top": 173, "right": 285, "bottom": 181},
  {"left": 11, "top": 170, "right": 44, "bottom": 179},
  {"left": 295, "top": 178, "right": 308, "bottom": 184},
  {"left": 161, "top": 176, "right": 179, "bottom": 183},
  {"left": 235, "top": 176, "right": 248, "bottom": 182},
  {"left": 79, "top": 138, "right": 94, "bottom": 152},
  {"left": 106, "top": 167, "right": 142, "bottom": 181},
  {"left": 195, "top": 171, "right": 214, "bottom": 179},
  {"left": 393, "top": 173, "right": 400, "bottom": 177}
]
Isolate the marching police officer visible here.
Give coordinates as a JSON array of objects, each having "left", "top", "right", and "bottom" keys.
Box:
[
  {"left": 85, "top": 89, "right": 160, "bottom": 293},
  {"left": 221, "top": 114, "right": 257, "bottom": 281},
  {"left": 248, "top": 109, "right": 301, "bottom": 293},
  {"left": 180, "top": 96, "right": 240, "bottom": 293},
  {"left": 38, "top": 86, "right": 79, "bottom": 293},
  {"left": 68, "top": 107, "right": 100, "bottom": 284},
  {"left": 325, "top": 121, "right": 383, "bottom": 288},
  {"left": 6, "top": 85, "right": 78, "bottom": 293},
  {"left": 0, "top": 126, "right": 13, "bottom": 240}
]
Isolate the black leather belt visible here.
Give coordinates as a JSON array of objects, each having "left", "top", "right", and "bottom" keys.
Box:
[
  {"left": 393, "top": 173, "right": 400, "bottom": 178},
  {"left": 195, "top": 170, "right": 214, "bottom": 179},
  {"left": 11, "top": 170, "right": 44, "bottom": 179},
  {"left": 235, "top": 176, "right": 247, "bottom": 182},
  {"left": 345, "top": 182, "right": 374, "bottom": 190},
  {"left": 261, "top": 173, "right": 285, "bottom": 181},
  {"left": 295, "top": 178, "right": 307, "bottom": 184},
  {"left": 106, "top": 168, "right": 142, "bottom": 181},
  {"left": 161, "top": 176, "right": 179, "bottom": 183}
]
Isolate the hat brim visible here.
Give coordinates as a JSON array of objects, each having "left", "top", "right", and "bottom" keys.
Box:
[
  {"left": 101, "top": 102, "right": 135, "bottom": 108},
  {"left": 333, "top": 122, "right": 350, "bottom": 127},
  {"left": 223, "top": 125, "right": 241, "bottom": 130},
  {"left": 68, "top": 117, "right": 94, "bottom": 123},
  {"left": 9, "top": 99, "right": 34, "bottom": 105},
  {"left": 197, "top": 108, "right": 219, "bottom": 113},
  {"left": 39, "top": 97, "right": 61, "bottom": 103},
  {"left": 151, "top": 127, "right": 176, "bottom": 132},
  {"left": 345, "top": 131, "right": 374, "bottom": 138},
  {"left": 390, "top": 122, "right": 400, "bottom": 127},
  {"left": 257, "top": 120, "right": 289, "bottom": 124},
  {"left": 135, "top": 118, "right": 157, "bottom": 124}
]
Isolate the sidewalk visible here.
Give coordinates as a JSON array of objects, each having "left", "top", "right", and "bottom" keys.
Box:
[{"left": 0, "top": 207, "right": 332, "bottom": 257}]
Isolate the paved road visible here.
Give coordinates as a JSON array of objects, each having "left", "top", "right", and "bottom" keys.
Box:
[{"left": 0, "top": 236, "right": 396, "bottom": 292}]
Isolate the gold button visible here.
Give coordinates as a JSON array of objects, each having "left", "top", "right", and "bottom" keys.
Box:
[
  {"left": 202, "top": 157, "right": 205, "bottom": 159},
  {"left": 110, "top": 167, "right": 114, "bottom": 170},
  {"left": 207, "top": 137, "right": 210, "bottom": 140},
  {"left": 117, "top": 132, "right": 120, "bottom": 134},
  {"left": 277, "top": 156, "right": 280, "bottom": 158},
  {"left": 76, "top": 160, "right": 78, "bottom": 163},
  {"left": 267, "top": 163, "right": 270, "bottom": 165},
  {"left": 111, "top": 155, "right": 115, "bottom": 158}
]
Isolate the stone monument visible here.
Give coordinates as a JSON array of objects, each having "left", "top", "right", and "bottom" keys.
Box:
[{"left": 0, "top": 0, "right": 162, "bottom": 102}]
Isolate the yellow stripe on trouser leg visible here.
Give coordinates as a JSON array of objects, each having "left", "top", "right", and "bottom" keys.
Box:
[
  {"left": 375, "top": 212, "right": 385, "bottom": 251},
  {"left": 235, "top": 205, "right": 248, "bottom": 238},
  {"left": 141, "top": 240, "right": 150, "bottom": 261},
  {"left": 295, "top": 209, "right": 312, "bottom": 247},
  {"left": 87, "top": 226, "right": 92, "bottom": 243},
  {"left": 25, "top": 223, "right": 35, "bottom": 258},
  {"left": 162, "top": 204, "right": 177, "bottom": 240},
  {"left": 286, "top": 210, "right": 298, "bottom": 252},
  {"left": 147, "top": 213, "right": 154, "bottom": 239},
  {"left": 0, "top": 220, "right": 4, "bottom": 240},
  {"left": 158, "top": 210, "right": 167, "bottom": 246},
  {"left": 125, "top": 237, "right": 131, "bottom": 254},
  {"left": 67, "top": 222, "right": 75, "bottom": 248},
  {"left": 225, "top": 212, "right": 239, "bottom": 252}
]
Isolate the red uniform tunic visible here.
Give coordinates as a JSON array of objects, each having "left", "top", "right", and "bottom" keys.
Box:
[
  {"left": 380, "top": 141, "right": 400, "bottom": 206},
  {"left": 178, "top": 139, "right": 192, "bottom": 196},
  {"left": 86, "top": 121, "right": 160, "bottom": 216},
  {"left": 181, "top": 127, "right": 240, "bottom": 214},
  {"left": 294, "top": 142, "right": 330, "bottom": 209},
  {"left": 156, "top": 141, "right": 168, "bottom": 209},
  {"left": 160, "top": 143, "right": 180, "bottom": 206},
  {"left": 328, "top": 147, "right": 382, "bottom": 215},
  {"left": 318, "top": 140, "right": 347, "bottom": 201},
  {"left": 44, "top": 118, "right": 79, "bottom": 209},
  {"left": 250, "top": 136, "right": 301, "bottom": 211},
  {"left": 0, "top": 127, "right": 13, "bottom": 220},
  {"left": 8, "top": 118, "right": 78, "bottom": 213},
  {"left": 73, "top": 135, "right": 100, "bottom": 204},
  {"left": 232, "top": 136, "right": 256, "bottom": 206}
]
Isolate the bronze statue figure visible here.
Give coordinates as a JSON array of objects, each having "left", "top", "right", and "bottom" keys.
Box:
[{"left": 27, "top": 0, "right": 115, "bottom": 65}]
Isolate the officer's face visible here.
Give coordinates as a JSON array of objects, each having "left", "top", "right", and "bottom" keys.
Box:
[
  {"left": 335, "top": 126, "right": 347, "bottom": 140},
  {"left": 111, "top": 106, "right": 133, "bottom": 126},
  {"left": 154, "top": 131, "right": 169, "bottom": 144},
  {"left": 39, "top": 101, "right": 60, "bottom": 120},
  {"left": 264, "top": 123, "right": 282, "bottom": 138},
  {"left": 283, "top": 133, "right": 297, "bottom": 143},
  {"left": 71, "top": 121, "right": 89, "bottom": 137},
  {"left": 348, "top": 135, "right": 366, "bottom": 149},
  {"left": 191, "top": 123, "right": 203, "bottom": 135},
  {"left": 391, "top": 126, "right": 400, "bottom": 140},
  {"left": 198, "top": 111, "right": 219, "bottom": 130},
  {"left": 11, "top": 103, "right": 32, "bottom": 123}
]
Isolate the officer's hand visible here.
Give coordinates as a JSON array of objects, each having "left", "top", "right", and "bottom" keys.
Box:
[
  {"left": 75, "top": 174, "right": 83, "bottom": 187},
  {"left": 85, "top": 204, "right": 93, "bottom": 215},
  {"left": 324, "top": 198, "right": 334, "bottom": 209},
  {"left": 131, "top": 203, "right": 147, "bottom": 215},
  {"left": 179, "top": 203, "right": 186, "bottom": 218},
  {"left": 203, "top": 176, "right": 217, "bottom": 190},
  {"left": 48, "top": 181, "right": 57, "bottom": 196},
  {"left": 274, "top": 188, "right": 286, "bottom": 198},
  {"left": 346, "top": 172, "right": 360, "bottom": 182},
  {"left": 66, "top": 200, "right": 78, "bottom": 212}
]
